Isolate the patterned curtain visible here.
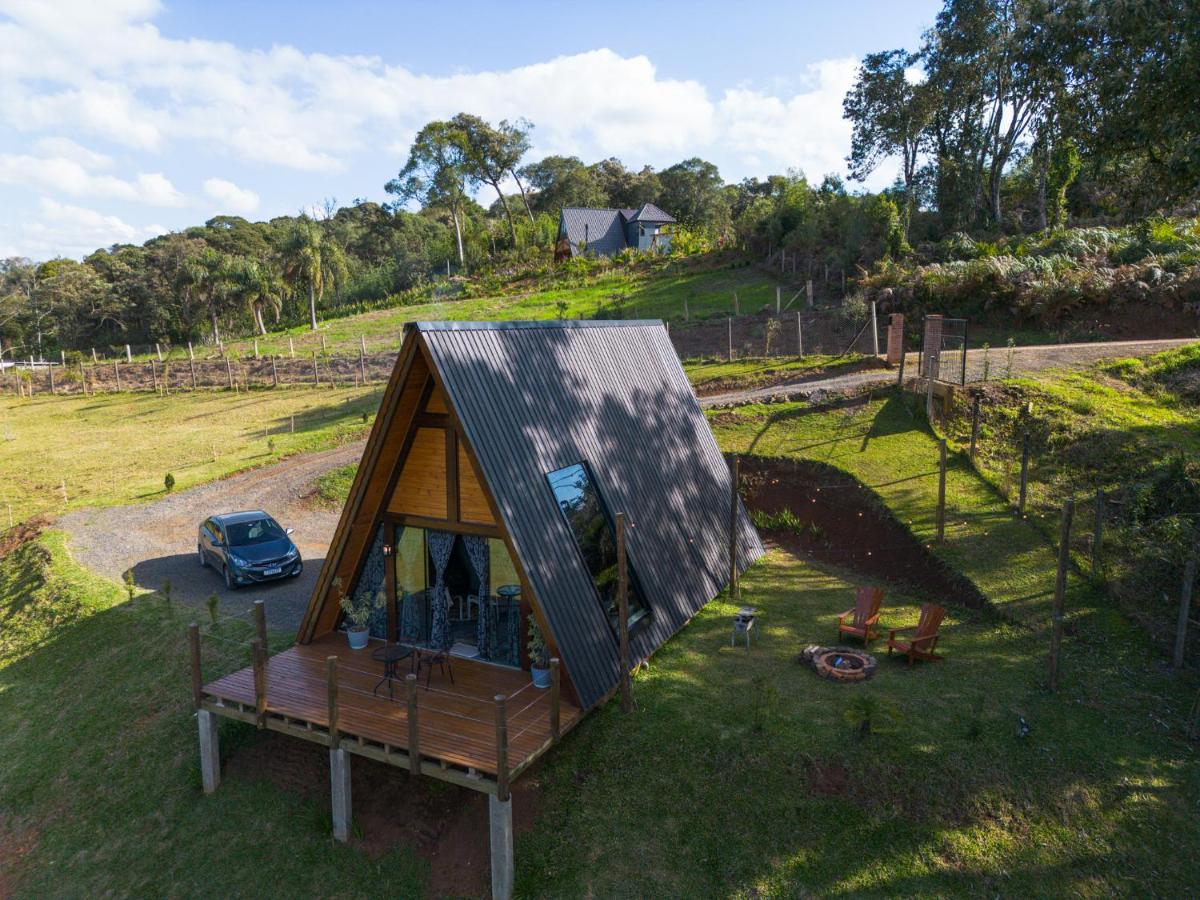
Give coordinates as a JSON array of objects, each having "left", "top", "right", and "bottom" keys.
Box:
[
  {"left": 356, "top": 526, "right": 388, "bottom": 639},
  {"left": 463, "top": 535, "right": 490, "bottom": 654},
  {"left": 427, "top": 530, "right": 455, "bottom": 650}
]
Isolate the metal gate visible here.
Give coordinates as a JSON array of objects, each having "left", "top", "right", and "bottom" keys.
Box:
[{"left": 919, "top": 315, "right": 968, "bottom": 386}]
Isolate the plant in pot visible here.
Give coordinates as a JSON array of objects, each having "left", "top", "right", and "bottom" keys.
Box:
[
  {"left": 528, "top": 618, "right": 552, "bottom": 688},
  {"left": 337, "top": 578, "right": 383, "bottom": 650}
]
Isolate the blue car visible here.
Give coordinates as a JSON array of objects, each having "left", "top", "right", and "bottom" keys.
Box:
[{"left": 198, "top": 511, "right": 302, "bottom": 590}]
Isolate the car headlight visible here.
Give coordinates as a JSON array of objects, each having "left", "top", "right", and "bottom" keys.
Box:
[
  {"left": 285, "top": 547, "right": 299, "bottom": 559},
  {"left": 228, "top": 553, "right": 249, "bottom": 567}
]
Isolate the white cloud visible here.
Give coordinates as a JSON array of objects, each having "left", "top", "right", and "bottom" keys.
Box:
[
  {"left": 0, "top": 197, "right": 166, "bottom": 258},
  {"left": 203, "top": 177, "right": 259, "bottom": 215},
  {"left": 32, "top": 136, "right": 113, "bottom": 169},
  {"left": 0, "top": 151, "right": 184, "bottom": 205}
]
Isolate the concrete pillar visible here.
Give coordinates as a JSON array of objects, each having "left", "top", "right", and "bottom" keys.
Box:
[
  {"left": 330, "top": 747, "right": 352, "bottom": 843},
  {"left": 886, "top": 313, "right": 906, "bottom": 365},
  {"left": 489, "top": 794, "right": 514, "bottom": 900},
  {"left": 198, "top": 709, "right": 220, "bottom": 794}
]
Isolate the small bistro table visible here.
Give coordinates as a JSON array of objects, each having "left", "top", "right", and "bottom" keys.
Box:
[{"left": 370, "top": 643, "right": 414, "bottom": 699}]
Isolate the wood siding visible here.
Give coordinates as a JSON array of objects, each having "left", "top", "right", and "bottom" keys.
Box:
[
  {"left": 388, "top": 427, "right": 447, "bottom": 518},
  {"left": 425, "top": 383, "right": 449, "bottom": 414},
  {"left": 458, "top": 440, "right": 496, "bottom": 525}
]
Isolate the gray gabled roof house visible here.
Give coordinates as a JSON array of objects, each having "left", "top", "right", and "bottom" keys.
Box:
[{"left": 557, "top": 203, "right": 677, "bottom": 259}]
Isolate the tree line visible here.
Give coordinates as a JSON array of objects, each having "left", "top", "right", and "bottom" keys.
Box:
[{"left": 843, "top": 0, "right": 1198, "bottom": 238}]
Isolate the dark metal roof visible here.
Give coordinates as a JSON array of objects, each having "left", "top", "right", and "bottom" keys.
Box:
[
  {"left": 624, "top": 202, "right": 676, "bottom": 224},
  {"left": 420, "top": 320, "right": 763, "bottom": 710},
  {"left": 558, "top": 208, "right": 627, "bottom": 257}
]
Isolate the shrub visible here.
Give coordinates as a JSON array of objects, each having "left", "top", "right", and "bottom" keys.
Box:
[{"left": 163, "top": 473, "right": 175, "bottom": 493}]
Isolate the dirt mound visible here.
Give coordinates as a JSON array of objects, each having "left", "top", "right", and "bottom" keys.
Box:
[
  {"left": 737, "top": 455, "right": 988, "bottom": 611},
  {"left": 224, "top": 731, "right": 541, "bottom": 897},
  {"left": 0, "top": 516, "right": 48, "bottom": 559}
]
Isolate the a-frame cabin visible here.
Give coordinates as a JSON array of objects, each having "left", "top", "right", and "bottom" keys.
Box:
[{"left": 192, "top": 319, "right": 761, "bottom": 896}]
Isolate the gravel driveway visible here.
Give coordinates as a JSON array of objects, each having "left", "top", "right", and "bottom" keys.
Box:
[
  {"left": 699, "top": 337, "right": 1198, "bottom": 408},
  {"left": 61, "top": 442, "right": 363, "bottom": 632}
]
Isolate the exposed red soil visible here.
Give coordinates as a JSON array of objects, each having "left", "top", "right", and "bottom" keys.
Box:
[
  {"left": 0, "top": 516, "right": 47, "bottom": 559},
  {"left": 737, "top": 455, "right": 988, "bottom": 611},
  {"left": 807, "top": 760, "right": 849, "bottom": 797},
  {"left": 224, "top": 731, "right": 542, "bottom": 898}
]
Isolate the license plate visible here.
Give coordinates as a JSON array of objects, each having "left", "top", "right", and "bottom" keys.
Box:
[{"left": 263, "top": 566, "right": 282, "bottom": 576}]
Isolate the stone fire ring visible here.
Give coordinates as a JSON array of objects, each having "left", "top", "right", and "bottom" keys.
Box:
[{"left": 800, "top": 645, "right": 878, "bottom": 682}]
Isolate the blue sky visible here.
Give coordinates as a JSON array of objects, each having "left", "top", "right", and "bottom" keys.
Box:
[{"left": 0, "top": 0, "right": 940, "bottom": 260}]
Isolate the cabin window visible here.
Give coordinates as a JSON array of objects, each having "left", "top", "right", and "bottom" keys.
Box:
[{"left": 546, "top": 462, "right": 648, "bottom": 635}]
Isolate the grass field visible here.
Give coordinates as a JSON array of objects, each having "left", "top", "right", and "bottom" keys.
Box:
[
  {"left": 125, "top": 260, "right": 784, "bottom": 362},
  {"left": 0, "top": 387, "right": 379, "bottom": 523}
]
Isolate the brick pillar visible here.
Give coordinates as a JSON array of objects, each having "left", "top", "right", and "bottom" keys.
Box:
[
  {"left": 922, "top": 314, "right": 944, "bottom": 380},
  {"left": 886, "top": 314, "right": 905, "bottom": 365}
]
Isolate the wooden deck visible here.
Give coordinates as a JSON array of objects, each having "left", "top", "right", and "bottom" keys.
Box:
[{"left": 201, "top": 633, "right": 580, "bottom": 788}]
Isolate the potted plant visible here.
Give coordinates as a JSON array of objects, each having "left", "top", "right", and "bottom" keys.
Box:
[
  {"left": 528, "top": 618, "right": 551, "bottom": 688},
  {"left": 337, "top": 578, "right": 383, "bottom": 650}
]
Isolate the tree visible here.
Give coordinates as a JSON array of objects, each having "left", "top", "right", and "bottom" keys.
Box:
[
  {"left": 452, "top": 113, "right": 528, "bottom": 245},
  {"left": 280, "top": 218, "right": 347, "bottom": 331},
  {"left": 844, "top": 49, "right": 929, "bottom": 232},
  {"left": 386, "top": 120, "right": 471, "bottom": 265},
  {"left": 520, "top": 155, "right": 609, "bottom": 212},
  {"left": 658, "top": 158, "right": 729, "bottom": 230},
  {"left": 232, "top": 258, "right": 283, "bottom": 336}
]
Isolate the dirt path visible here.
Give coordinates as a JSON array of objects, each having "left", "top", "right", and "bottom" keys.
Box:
[
  {"left": 700, "top": 337, "right": 1198, "bottom": 408},
  {"left": 60, "top": 442, "right": 363, "bottom": 632}
]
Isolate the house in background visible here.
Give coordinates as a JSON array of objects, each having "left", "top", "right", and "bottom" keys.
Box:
[
  {"left": 555, "top": 203, "right": 677, "bottom": 259},
  {"left": 192, "top": 319, "right": 762, "bottom": 899}
]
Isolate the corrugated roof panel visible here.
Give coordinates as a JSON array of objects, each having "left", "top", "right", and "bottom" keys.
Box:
[{"left": 420, "top": 320, "right": 763, "bottom": 709}]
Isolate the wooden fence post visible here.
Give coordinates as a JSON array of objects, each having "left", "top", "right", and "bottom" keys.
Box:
[
  {"left": 311, "top": 352, "right": 320, "bottom": 387},
  {"left": 327, "top": 656, "right": 340, "bottom": 747},
  {"left": 870, "top": 301, "right": 879, "bottom": 356},
  {"left": 289, "top": 337, "right": 295, "bottom": 358},
  {"left": 494, "top": 694, "right": 509, "bottom": 800},
  {"left": 189, "top": 359, "right": 198, "bottom": 391},
  {"left": 125, "top": 344, "right": 132, "bottom": 363},
  {"left": 896, "top": 347, "right": 906, "bottom": 387},
  {"left": 187, "top": 341, "right": 194, "bottom": 361},
  {"left": 1174, "top": 555, "right": 1197, "bottom": 669},
  {"left": 969, "top": 395, "right": 981, "bottom": 460},
  {"left": 729, "top": 456, "right": 741, "bottom": 602},
  {"left": 406, "top": 673, "right": 420, "bottom": 773},
  {"left": 113, "top": 360, "right": 121, "bottom": 391},
  {"left": 1048, "top": 499, "right": 1075, "bottom": 692},
  {"left": 1018, "top": 434, "right": 1030, "bottom": 515},
  {"left": 253, "top": 338, "right": 259, "bottom": 359},
  {"left": 47, "top": 363, "right": 55, "bottom": 395},
  {"left": 359, "top": 344, "right": 368, "bottom": 385},
  {"left": 188, "top": 623, "right": 202, "bottom": 708},
  {"left": 727, "top": 317, "right": 733, "bottom": 362},
  {"left": 549, "top": 658, "right": 561, "bottom": 741},
  {"left": 936, "top": 439, "right": 947, "bottom": 542},
  {"left": 796, "top": 311, "right": 803, "bottom": 358},
  {"left": 270, "top": 355, "right": 279, "bottom": 388},
  {"left": 1092, "top": 490, "right": 1105, "bottom": 576},
  {"left": 225, "top": 358, "right": 233, "bottom": 390},
  {"left": 156, "top": 342, "right": 163, "bottom": 361},
  {"left": 150, "top": 360, "right": 158, "bottom": 394},
  {"left": 252, "top": 638, "right": 267, "bottom": 728},
  {"left": 616, "top": 513, "right": 633, "bottom": 713}
]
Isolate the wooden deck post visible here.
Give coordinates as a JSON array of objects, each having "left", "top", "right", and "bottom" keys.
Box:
[
  {"left": 251, "top": 638, "right": 267, "bottom": 729},
  {"left": 326, "top": 656, "right": 339, "bottom": 747},
  {"left": 330, "top": 745, "right": 352, "bottom": 843},
  {"left": 188, "top": 623, "right": 202, "bottom": 709},
  {"left": 494, "top": 694, "right": 509, "bottom": 800},
  {"left": 406, "top": 673, "right": 420, "bottom": 774},
  {"left": 197, "top": 709, "right": 220, "bottom": 794},
  {"left": 616, "top": 513, "right": 633, "bottom": 713},
  {"left": 1174, "top": 555, "right": 1197, "bottom": 669},
  {"left": 936, "top": 439, "right": 947, "bottom": 542},
  {"left": 491, "top": 692, "right": 513, "bottom": 899},
  {"left": 1048, "top": 499, "right": 1074, "bottom": 692},
  {"left": 254, "top": 599, "right": 267, "bottom": 650},
  {"left": 549, "top": 657, "right": 561, "bottom": 741}
]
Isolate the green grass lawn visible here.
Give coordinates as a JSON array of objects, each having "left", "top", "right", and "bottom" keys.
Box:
[
  {"left": 684, "top": 353, "right": 873, "bottom": 395},
  {"left": 0, "top": 386, "right": 379, "bottom": 522},
  {"left": 4, "top": 528, "right": 1195, "bottom": 896},
  {"left": 130, "top": 261, "right": 782, "bottom": 363}
]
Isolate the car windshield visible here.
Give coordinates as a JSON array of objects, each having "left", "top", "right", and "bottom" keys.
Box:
[{"left": 225, "top": 517, "right": 286, "bottom": 546}]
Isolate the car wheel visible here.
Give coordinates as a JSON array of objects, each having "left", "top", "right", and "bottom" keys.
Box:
[
  {"left": 224, "top": 565, "right": 237, "bottom": 590},
  {"left": 198, "top": 545, "right": 208, "bottom": 568}
]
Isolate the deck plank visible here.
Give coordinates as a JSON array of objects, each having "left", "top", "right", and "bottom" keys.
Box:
[{"left": 203, "top": 634, "right": 580, "bottom": 775}]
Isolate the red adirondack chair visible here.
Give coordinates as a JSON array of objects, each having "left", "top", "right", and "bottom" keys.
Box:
[
  {"left": 887, "top": 603, "right": 946, "bottom": 664},
  {"left": 837, "top": 587, "right": 885, "bottom": 645}
]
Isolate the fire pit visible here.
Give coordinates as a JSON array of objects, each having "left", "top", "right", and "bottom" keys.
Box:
[{"left": 800, "top": 645, "right": 878, "bottom": 682}]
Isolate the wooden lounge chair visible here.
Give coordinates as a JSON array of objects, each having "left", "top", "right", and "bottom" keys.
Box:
[
  {"left": 837, "top": 587, "right": 885, "bottom": 645},
  {"left": 887, "top": 603, "right": 946, "bottom": 665}
]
